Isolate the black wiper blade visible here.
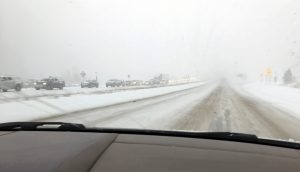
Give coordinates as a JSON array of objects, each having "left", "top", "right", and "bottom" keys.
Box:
[
  {"left": 87, "top": 129, "right": 258, "bottom": 142},
  {"left": 187, "top": 132, "right": 258, "bottom": 142},
  {"left": 0, "top": 123, "right": 299, "bottom": 149},
  {"left": 83, "top": 128, "right": 300, "bottom": 149},
  {"left": 0, "top": 122, "right": 85, "bottom": 131}
]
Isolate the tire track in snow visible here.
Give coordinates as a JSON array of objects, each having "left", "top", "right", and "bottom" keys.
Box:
[{"left": 170, "top": 84, "right": 300, "bottom": 141}]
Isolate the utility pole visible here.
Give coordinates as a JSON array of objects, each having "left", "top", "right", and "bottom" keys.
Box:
[
  {"left": 80, "top": 71, "right": 86, "bottom": 83},
  {"left": 127, "top": 74, "right": 131, "bottom": 80}
]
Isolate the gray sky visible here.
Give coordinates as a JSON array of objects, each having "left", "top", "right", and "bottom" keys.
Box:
[{"left": 1, "top": 0, "right": 300, "bottom": 81}]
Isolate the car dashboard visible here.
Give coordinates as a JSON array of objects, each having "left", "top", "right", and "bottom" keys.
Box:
[{"left": 0, "top": 131, "right": 299, "bottom": 172}]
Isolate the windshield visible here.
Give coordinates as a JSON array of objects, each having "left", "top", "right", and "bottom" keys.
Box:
[{"left": 1, "top": 0, "right": 300, "bottom": 143}]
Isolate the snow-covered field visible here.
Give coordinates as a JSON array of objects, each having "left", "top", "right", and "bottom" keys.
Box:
[
  {"left": 0, "top": 82, "right": 207, "bottom": 123},
  {"left": 243, "top": 83, "right": 300, "bottom": 120}
]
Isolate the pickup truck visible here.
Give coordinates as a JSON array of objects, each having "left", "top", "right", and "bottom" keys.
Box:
[
  {"left": 34, "top": 77, "right": 65, "bottom": 90},
  {"left": 0, "top": 76, "right": 23, "bottom": 92}
]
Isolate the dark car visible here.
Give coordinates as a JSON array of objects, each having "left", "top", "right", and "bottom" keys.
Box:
[
  {"left": 81, "top": 80, "right": 99, "bottom": 88},
  {"left": 34, "top": 77, "right": 65, "bottom": 90},
  {"left": 106, "top": 79, "right": 124, "bottom": 87}
]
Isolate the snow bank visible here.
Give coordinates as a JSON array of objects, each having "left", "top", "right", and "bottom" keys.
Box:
[
  {"left": 242, "top": 83, "right": 300, "bottom": 120},
  {"left": 0, "top": 86, "right": 121, "bottom": 102},
  {"left": 0, "top": 82, "right": 207, "bottom": 123},
  {"left": 0, "top": 83, "right": 202, "bottom": 103}
]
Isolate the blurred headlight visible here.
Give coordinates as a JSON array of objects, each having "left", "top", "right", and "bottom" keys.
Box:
[{"left": 43, "top": 83, "right": 47, "bottom": 85}]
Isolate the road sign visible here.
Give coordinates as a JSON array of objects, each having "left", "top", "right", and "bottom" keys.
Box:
[
  {"left": 265, "top": 68, "right": 273, "bottom": 77},
  {"left": 80, "top": 71, "right": 86, "bottom": 78}
]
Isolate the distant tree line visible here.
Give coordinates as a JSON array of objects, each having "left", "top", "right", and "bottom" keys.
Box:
[{"left": 283, "top": 68, "right": 294, "bottom": 85}]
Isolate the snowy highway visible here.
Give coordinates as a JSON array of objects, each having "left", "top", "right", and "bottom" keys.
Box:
[{"left": 40, "top": 82, "right": 300, "bottom": 141}]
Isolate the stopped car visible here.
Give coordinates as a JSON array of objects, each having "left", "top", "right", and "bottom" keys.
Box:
[
  {"left": 81, "top": 80, "right": 99, "bottom": 88},
  {"left": 106, "top": 79, "right": 124, "bottom": 87},
  {"left": 34, "top": 77, "right": 65, "bottom": 90},
  {"left": 0, "top": 76, "right": 23, "bottom": 92},
  {"left": 124, "top": 80, "right": 143, "bottom": 86}
]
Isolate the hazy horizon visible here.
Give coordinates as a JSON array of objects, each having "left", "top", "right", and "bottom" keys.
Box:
[{"left": 1, "top": 0, "right": 300, "bottom": 82}]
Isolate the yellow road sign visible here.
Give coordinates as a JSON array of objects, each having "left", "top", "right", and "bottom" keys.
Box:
[{"left": 265, "top": 68, "right": 273, "bottom": 77}]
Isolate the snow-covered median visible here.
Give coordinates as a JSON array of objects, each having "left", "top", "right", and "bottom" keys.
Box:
[
  {"left": 0, "top": 86, "right": 142, "bottom": 102},
  {"left": 0, "top": 83, "right": 204, "bottom": 103},
  {"left": 0, "top": 82, "right": 207, "bottom": 123},
  {"left": 242, "top": 83, "right": 300, "bottom": 120}
]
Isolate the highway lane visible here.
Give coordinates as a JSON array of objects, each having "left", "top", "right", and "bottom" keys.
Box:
[
  {"left": 42, "top": 83, "right": 217, "bottom": 128},
  {"left": 43, "top": 83, "right": 300, "bottom": 141},
  {"left": 169, "top": 85, "right": 300, "bottom": 141}
]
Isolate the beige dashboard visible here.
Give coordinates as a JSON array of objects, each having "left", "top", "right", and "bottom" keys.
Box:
[{"left": 0, "top": 131, "right": 299, "bottom": 172}]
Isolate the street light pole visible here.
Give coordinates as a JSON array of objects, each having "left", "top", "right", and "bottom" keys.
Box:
[{"left": 80, "top": 71, "right": 86, "bottom": 82}]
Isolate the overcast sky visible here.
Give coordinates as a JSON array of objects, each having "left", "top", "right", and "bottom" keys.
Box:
[{"left": 1, "top": 0, "right": 300, "bottom": 81}]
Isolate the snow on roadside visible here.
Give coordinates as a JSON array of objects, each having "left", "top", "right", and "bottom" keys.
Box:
[
  {"left": 0, "top": 83, "right": 202, "bottom": 102},
  {"left": 242, "top": 83, "right": 300, "bottom": 120},
  {"left": 0, "top": 82, "right": 207, "bottom": 123},
  {"left": 0, "top": 86, "right": 113, "bottom": 101}
]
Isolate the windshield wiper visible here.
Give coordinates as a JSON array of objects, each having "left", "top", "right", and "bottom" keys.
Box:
[
  {"left": 0, "top": 122, "right": 254, "bottom": 141},
  {"left": 90, "top": 128, "right": 300, "bottom": 149},
  {"left": 0, "top": 122, "right": 85, "bottom": 131},
  {"left": 0, "top": 122, "right": 299, "bottom": 149}
]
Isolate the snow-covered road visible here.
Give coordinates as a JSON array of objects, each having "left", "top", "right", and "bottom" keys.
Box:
[
  {"left": 42, "top": 82, "right": 217, "bottom": 129},
  {"left": 0, "top": 82, "right": 207, "bottom": 122},
  {"left": 2, "top": 81, "right": 300, "bottom": 142},
  {"left": 41, "top": 82, "right": 300, "bottom": 141},
  {"left": 169, "top": 84, "right": 300, "bottom": 141}
]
